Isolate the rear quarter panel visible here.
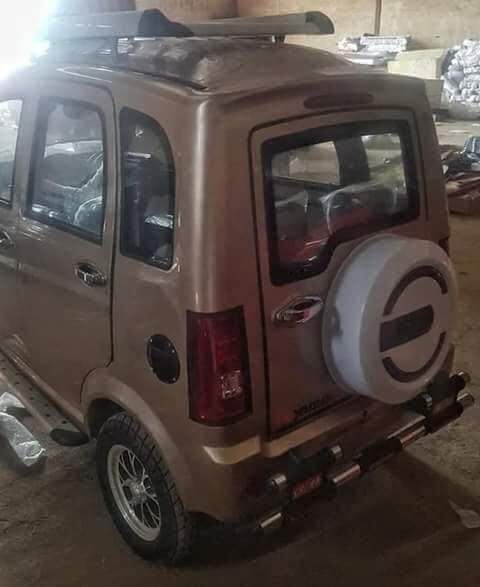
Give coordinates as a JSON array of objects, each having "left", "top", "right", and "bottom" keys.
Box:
[{"left": 81, "top": 74, "right": 267, "bottom": 516}]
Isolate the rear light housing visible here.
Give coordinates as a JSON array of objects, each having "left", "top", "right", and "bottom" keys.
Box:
[{"left": 187, "top": 307, "right": 252, "bottom": 426}]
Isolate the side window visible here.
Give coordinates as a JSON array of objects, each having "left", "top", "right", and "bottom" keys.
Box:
[
  {"left": 0, "top": 100, "right": 22, "bottom": 204},
  {"left": 120, "top": 108, "right": 175, "bottom": 270},
  {"left": 28, "top": 100, "right": 105, "bottom": 239}
]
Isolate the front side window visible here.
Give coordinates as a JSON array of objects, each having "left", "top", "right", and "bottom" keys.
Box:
[
  {"left": 28, "top": 100, "right": 105, "bottom": 239},
  {"left": 263, "top": 120, "right": 419, "bottom": 284},
  {"left": 120, "top": 108, "right": 175, "bottom": 270},
  {"left": 0, "top": 100, "right": 22, "bottom": 204}
]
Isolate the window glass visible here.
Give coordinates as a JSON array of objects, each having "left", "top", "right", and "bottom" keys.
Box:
[
  {"left": 264, "top": 120, "right": 419, "bottom": 284},
  {"left": 29, "top": 101, "right": 105, "bottom": 239},
  {"left": 120, "top": 108, "right": 175, "bottom": 269},
  {"left": 0, "top": 100, "right": 22, "bottom": 203}
]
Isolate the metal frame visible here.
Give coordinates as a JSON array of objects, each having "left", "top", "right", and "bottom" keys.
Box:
[
  {"left": 42, "top": 9, "right": 334, "bottom": 42},
  {"left": 189, "top": 12, "right": 334, "bottom": 38}
]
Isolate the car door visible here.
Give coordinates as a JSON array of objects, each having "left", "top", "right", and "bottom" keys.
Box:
[
  {"left": 15, "top": 81, "right": 116, "bottom": 409},
  {"left": 251, "top": 109, "right": 428, "bottom": 436},
  {"left": 0, "top": 93, "right": 24, "bottom": 342}
]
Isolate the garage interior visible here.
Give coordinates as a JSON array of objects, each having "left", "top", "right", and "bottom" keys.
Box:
[{"left": 1, "top": 1, "right": 480, "bottom": 586}]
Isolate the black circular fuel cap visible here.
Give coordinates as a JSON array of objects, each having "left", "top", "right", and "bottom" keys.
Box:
[{"left": 147, "top": 335, "right": 180, "bottom": 384}]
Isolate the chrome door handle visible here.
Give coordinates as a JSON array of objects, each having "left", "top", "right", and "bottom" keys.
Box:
[
  {"left": 0, "top": 230, "right": 14, "bottom": 250},
  {"left": 75, "top": 262, "right": 107, "bottom": 287},
  {"left": 274, "top": 296, "right": 324, "bottom": 326}
]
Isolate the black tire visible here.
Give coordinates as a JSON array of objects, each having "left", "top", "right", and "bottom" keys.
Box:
[{"left": 96, "top": 412, "right": 194, "bottom": 564}]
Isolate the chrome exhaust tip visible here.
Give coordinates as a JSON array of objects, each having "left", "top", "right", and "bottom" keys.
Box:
[
  {"left": 259, "top": 511, "right": 283, "bottom": 533},
  {"left": 330, "top": 464, "right": 362, "bottom": 488},
  {"left": 458, "top": 390, "right": 475, "bottom": 410}
]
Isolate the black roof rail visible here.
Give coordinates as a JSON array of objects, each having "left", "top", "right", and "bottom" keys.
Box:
[
  {"left": 190, "top": 12, "right": 334, "bottom": 38},
  {"left": 43, "top": 9, "right": 334, "bottom": 42}
]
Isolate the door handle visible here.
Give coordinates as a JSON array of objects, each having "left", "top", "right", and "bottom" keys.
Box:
[
  {"left": 0, "top": 230, "right": 14, "bottom": 250},
  {"left": 274, "top": 296, "right": 324, "bottom": 326},
  {"left": 74, "top": 262, "right": 107, "bottom": 288}
]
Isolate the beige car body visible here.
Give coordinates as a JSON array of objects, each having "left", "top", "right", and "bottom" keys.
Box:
[{"left": 0, "top": 38, "right": 454, "bottom": 523}]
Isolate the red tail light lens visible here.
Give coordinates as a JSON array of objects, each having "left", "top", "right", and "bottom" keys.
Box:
[{"left": 187, "top": 307, "right": 252, "bottom": 426}]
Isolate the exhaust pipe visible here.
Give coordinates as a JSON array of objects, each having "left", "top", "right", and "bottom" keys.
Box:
[
  {"left": 259, "top": 511, "right": 283, "bottom": 533},
  {"left": 458, "top": 390, "right": 475, "bottom": 409},
  {"left": 263, "top": 373, "right": 474, "bottom": 522},
  {"left": 397, "top": 421, "right": 427, "bottom": 448}
]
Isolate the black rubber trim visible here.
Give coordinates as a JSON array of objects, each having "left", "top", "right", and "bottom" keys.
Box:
[
  {"left": 380, "top": 305, "right": 434, "bottom": 352},
  {"left": 383, "top": 332, "right": 447, "bottom": 383},
  {"left": 138, "top": 9, "right": 193, "bottom": 37},
  {"left": 284, "top": 447, "right": 338, "bottom": 486},
  {"left": 50, "top": 428, "right": 89, "bottom": 447},
  {"left": 384, "top": 266, "right": 448, "bottom": 316},
  {"left": 355, "top": 437, "right": 403, "bottom": 474},
  {"left": 424, "top": 402, "right": 464, "bottom": 434}
]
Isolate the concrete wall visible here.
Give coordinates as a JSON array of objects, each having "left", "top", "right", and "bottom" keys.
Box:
[
  {"left": 55, "top": 0, "right": 134, "bottom": 14},
  {"left": 135, "top": 0, "right": 236, "bottom": 20},
  {"left": 381, "top": 0, "right": 480, "bottom": 49}
]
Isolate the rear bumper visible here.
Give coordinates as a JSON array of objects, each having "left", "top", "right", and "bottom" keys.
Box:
[
  {"left": 193, "top": 371, "right": 473, "bottom": 525},
  {"left": 244, "top": 373, "right": 474, "bottom": 531}
]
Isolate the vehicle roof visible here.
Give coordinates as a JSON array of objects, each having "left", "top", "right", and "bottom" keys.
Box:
[{"left": 32, "top": 37, "right": 361, "bottom": 94}]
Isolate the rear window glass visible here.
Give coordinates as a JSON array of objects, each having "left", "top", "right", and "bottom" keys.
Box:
[{"left": 263, "top": 120, "right": 419, "bottom": 284}]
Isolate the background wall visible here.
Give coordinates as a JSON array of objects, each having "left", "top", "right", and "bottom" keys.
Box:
[
  {"left": 54, "top": 0, "right": 236, "bottom": 19},
  {"left": 380, "top": 0, "right": 480, "bottom": 49},
  {"left": 135, "top": 0, "right": 236, "bottom": 20},
  {"left": 55, "top": 0, "right": 134, "bottom": 14}
]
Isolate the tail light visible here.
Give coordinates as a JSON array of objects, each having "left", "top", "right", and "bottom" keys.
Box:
[
  {"left": 439, "top": 237, "right": 450, "bottom": 255},
  {"left": 187, "top": 307, "right": 252, "bottom": 426}
]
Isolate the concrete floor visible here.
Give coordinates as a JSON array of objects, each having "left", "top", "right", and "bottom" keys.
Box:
[{"left": 1, "top": 124, "right": 480, "bottom": 586}]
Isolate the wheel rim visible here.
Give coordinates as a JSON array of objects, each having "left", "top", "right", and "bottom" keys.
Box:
[{"left": 107, "top": 444, "right": 162, "bottom": 542}]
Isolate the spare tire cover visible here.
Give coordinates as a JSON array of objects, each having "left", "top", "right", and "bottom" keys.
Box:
[{"left": 322, "top": 235, "right": 457, "bottom": 404}]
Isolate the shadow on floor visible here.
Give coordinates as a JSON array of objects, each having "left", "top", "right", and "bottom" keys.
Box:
[
  {"left": 189, "top": 451, "right": 480, "bottom": 573},
  {"left": 2, "top": 441, "right": 480, "bottom": 587}
]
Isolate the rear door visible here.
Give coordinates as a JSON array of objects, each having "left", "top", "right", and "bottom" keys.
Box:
[
  {"left": 251, "top": 109, "right": 427, "bottom": 436},
  {"left": 0, "top": 95, "right": 23, "bottom": 341},
  {"left": 15, "top": 81, "right": 116, "bottom": 409}
]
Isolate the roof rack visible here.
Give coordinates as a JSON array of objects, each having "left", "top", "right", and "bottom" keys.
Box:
[{"left": 43, "top": 9, "right": 334, "bottom": 43}]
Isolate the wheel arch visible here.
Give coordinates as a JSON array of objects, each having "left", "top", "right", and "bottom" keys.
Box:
[
  {"left": 81, "top": 368, "right": 198, "bottom": 511},
  {"left": 87, "top": 398, "right": 123, "bottom": 438}
]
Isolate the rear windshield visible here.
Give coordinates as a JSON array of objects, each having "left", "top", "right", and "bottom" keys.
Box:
[{"left": 263, "top": 120, "right": 419, "bottom": 284}]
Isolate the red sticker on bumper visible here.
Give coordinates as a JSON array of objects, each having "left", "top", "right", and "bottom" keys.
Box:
[{"left": 292, "top": 474, "right": 323, "bottom": 500}]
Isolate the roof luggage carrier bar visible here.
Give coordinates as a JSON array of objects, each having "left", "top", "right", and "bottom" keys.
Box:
[{"left": 43, "top": 9, "right": 335, "bottom": 43}]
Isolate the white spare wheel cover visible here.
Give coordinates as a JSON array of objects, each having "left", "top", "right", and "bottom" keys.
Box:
[{"left": 322, "top": 235, "right": 457, "bottom": 404}]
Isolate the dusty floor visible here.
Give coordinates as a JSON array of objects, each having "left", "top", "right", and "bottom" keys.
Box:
[{"left": 1, "top": 122, "right": 480, "bottom": 586}]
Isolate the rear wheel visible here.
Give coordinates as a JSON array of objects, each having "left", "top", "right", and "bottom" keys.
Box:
[{"left": 96, "top": 412, "right": 194, "bottom": 564}]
